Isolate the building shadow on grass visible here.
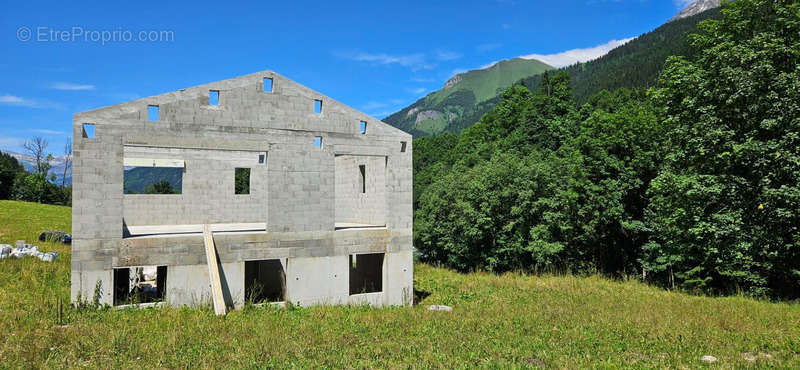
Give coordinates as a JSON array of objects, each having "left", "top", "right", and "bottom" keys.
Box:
[{"left": 413, "top": 288, "right": 431, "bottom": 305}]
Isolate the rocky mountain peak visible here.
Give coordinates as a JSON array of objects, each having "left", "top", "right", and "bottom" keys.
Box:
[
  {"left": 443, "top": 74, "right": 463, "bottom": 89},
  {"left": 670, "top": 0, "right": 723, "bottom": 22}
]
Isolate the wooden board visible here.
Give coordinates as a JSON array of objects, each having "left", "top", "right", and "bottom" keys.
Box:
[
  {"left": 123, "top": 158, "right": 185, "bottom": 168},
  {"left": 203, "top": 224, "right": 227, "bottom": 316}
]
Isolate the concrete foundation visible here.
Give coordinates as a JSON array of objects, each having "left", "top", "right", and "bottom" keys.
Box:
[{"left": 71, "top": 71, "right": 413, "bottom": 308}]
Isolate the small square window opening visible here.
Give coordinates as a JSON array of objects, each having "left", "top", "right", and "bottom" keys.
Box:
[
  {"left": 148, "top": 105, "right": 159, "bottom": 121},
  {"left": 82, "top": 123, "right": 95, "bottom": 139},
  {"left": 209, "top": 90, "right": 219, "bottom": 106},
  {"left": 263, "top": 77, "right": 273, "bottom": 93}
]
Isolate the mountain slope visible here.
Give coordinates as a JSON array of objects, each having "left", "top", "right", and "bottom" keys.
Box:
[
  {"left": 383, "top": 58, "right": 553, "bottom": 136},
  {"left": 386, "top": 6, "right": 722, "bottom": 137},
  {"left": 520, "top": 8, "right": 721, "bottom": 105},
  {"left": 123, "top": 167, "right": 183, "bottom": 194},
  {"left": 671, "top": 0, "right": 722, "bottom": 21}
]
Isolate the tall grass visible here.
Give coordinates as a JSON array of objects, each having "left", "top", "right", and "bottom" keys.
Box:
[{"left": 1, "top": 200, "right": 798, "bottom": 367}]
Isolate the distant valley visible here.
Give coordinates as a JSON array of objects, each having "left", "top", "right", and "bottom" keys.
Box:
[{"left": 1, "top": 150, "right": 71, "bottom": 185}]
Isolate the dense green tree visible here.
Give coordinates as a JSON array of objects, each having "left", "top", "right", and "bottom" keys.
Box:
[
  {"left": 412, "top": 0, "right": 798, "bottom": 300},
  {"left": 416, "top": 74, "right": 665, "bottom": 274},
  {"left": 12, "top": 172, "right": 69, "bottom": 205},
  {"left": 145, "top": 181, "right": 179, "bottom": 195},
  {"left": 643, "top": 0, "right": 800, "bottom": 297},
  {"left": 0, "top": 152, "right": 25, "bottom": 199},
  {"left": 412, "top": 133, "right": 457, "bottom": 209}
]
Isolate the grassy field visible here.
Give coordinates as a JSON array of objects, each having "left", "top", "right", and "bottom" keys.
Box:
[{"left": 1, "top": 200, "right": 799, "bottom": 368}]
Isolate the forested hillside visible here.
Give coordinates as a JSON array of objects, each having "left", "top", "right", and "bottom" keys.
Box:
[
  {"left": 414, "top": 0, "right": 800, "bottom": 300},
  {"left": 123, "top": 167, "right": 183, "bottom": 194},
  {"left": 383, "top": 58, "right": 553, "bottom": 137},
  {"left": 518, "top": 7, "right": 721, "bottom": 106}
]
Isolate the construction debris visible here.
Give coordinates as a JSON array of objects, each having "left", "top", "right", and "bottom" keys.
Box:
[
  {"left": 428, "top": 304, "right": 453, "bottom": 312},
  {"left": 0, "top": 242, "right": 58, "bottom": 262}
]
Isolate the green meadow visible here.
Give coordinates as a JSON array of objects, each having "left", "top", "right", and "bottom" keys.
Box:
[{"left": 1, "top": 200, "right": 798, "bottom": 368}]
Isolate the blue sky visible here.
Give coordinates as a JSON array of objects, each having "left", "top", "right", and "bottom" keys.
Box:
[{"left": 1, "top": 0, "right": 691, "bottom": 154}]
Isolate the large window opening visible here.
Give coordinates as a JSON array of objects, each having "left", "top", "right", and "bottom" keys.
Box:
[
  {"left": 122, "top": 166, "right": 183, "bottom": 194},
  {"left": 113, "top": 266, "right": 167, "bottom": 305},
  {"left": 245, "top": 259, "right": 286, "bottom": 303},
  {"left": 123, "top": 166, "right": 183, "bottom": 194},
  {"left": 349, "top": 253, "right": 383, "bottom": 295}
]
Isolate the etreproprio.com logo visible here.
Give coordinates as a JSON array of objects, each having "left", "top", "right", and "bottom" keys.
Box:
[{"left": 16, "top": 26, "right": 174, "bottom": 45}]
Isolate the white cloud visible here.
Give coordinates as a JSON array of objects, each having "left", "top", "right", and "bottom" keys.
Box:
[
  {"left": 30, "top": 129, "right": 68, "bottom": 135},
  {"left": 338, "top": 49, "right": 465, "bottom": 71},
  {"left": 0, "top": 94, "right": 46, "bottom": 108},
  {"left": 359, "top": 98, "right": 412, "bottom": 119},
  {"left": 0, "top": 136, "right": 24, "bottom": 149},
  {"left": 337, "top": 51, "right": 433, "bottom": 71},
  {"left": 450, "top": 68, "right": 468, "bottom": 77},
  {"left": 519, "top": 38, "right": 634, "bottom": 68},
  {"left": 0, "top": 95, "right": 26, "bottom": 104},
  {"left": 51, "top": 82, "right": 95, "bottom": 91},
  {"left": 435, "top": 50, "right": 462, "bottom": 61},
  {"left": 0, "top": 94, "right": 62, "bottom": 109},
  {"left": 411, "top": 77, "right": 435, "bottom": 83},
  {"left": 409, "top": 87, "right": 426, "bottom": 94},
  {"left": 360, "top": 99, "right": 408, "bottom": 112},
  {"left": 476, "top": 43, "right": 502, "bottom": 53},
  {"left": 361, "top": 101, "right": 390, "bottom": 111}
]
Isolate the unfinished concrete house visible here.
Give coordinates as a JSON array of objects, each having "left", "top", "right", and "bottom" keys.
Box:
[{"left": 71, "top": 71, "right": 413, "bottom": 311}]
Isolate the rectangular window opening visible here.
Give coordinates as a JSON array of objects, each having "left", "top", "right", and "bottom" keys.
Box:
[
  {"left": 209, "top": 90, "right": 219, "bottom": 106},
  {"left": 82, "top": 123, "right": 95, "bottom": 139},
  {"left": 123, "top": 166, "right": 183, "bottom": 194},
  {"left": 258, "top": 153, "right": 266, "bottom": 164},
  {"left": 349, "top": 253, "right": 383, "bottom": 295},
  {"left": 263, "top": 77, "right": 273, "bottom": 93},
  {"left": 245, "top": 260, "right": 286, "bottom": 303},
  {"left": 147, "top": 105, "right": 159, "bottom": 122},
  {"left": 359, "top": 121, "right": 367, "bottom": 135},
  {"left": 113, "top": 266, "right": 167, "bottom": 306},
  {"left": 235, "top": 168, "right": 251, "bottom": 195},
  {"left": 400, "top": 141, "right": 407, "bottom": 153},
  {"left": 314, "top": 136, "right": 323, "bottom": 148},
  {"left": 314, "top": 99, "right": 322, "bottom": 114},
  {"left": 359, "top": 164, "right": 366, "bottom": 194}
]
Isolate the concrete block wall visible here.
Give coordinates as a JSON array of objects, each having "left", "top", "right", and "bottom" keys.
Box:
[
  {"left": 122, "top": 147, "right": 267, "bottom": 226},
  {"left": 71, "top": 70, "right": 413, "bottom": 308},
  {"left": 334, "top": 155, "right": 387, "bottom": 225}
]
